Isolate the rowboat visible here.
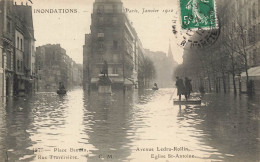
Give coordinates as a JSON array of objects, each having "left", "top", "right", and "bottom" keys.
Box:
[{"left": 57, "top": 89, "right": 67, "bottom": 95}]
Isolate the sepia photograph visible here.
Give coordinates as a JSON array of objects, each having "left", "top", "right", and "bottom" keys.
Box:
[{"left": 0, "top": 0, "right": 259, "bottom": 161}]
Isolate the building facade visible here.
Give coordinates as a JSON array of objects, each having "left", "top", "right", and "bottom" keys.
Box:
[
  {"left": 0, "top": 0, "right": 15, "bottom": 100},
  {"left": 13, "top": 3, "right": 36, "bottom": 96},
  {"left": 216, "top": 0, "right": 260, "bottom": 94},
  {"left": 36, "top": 44, "right": 82, "bottom": 92},
  {"left": 0, "top": 0, "right": 36, "bottom": 99},
  {"left": 83, "top": 0, "right": 144, "bottom": 90}
]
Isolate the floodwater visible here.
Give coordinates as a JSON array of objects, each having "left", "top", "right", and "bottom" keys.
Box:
[{"left": 0, "top": 88, "right": 259, "bottom": 162}]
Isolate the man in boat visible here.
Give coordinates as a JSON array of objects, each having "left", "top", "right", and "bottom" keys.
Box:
[
  {"left": 175, "top": 77, "right": 186, "bottom": 101},
  {"left": 153, "top": 83, "right": 158, "bottom": 90},
  {"left": 59, "top": 82, "right": 65, "bottom": 90}
]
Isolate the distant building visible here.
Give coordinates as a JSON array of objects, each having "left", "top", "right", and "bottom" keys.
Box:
[
  {"left": 144, "top": 44, "right": 178, "bottom": 88},
  {"left": 83, "top": 0, "right": 144, "bottom": 90},
  {"left": 36, "top": 44, "right": 68, "bottom": 91},
  {"left": 36, "top": 44, "right": 82, "bottom": 91},
  {"left": 73, "top": 64, "right": 83, "bottom": 86}
]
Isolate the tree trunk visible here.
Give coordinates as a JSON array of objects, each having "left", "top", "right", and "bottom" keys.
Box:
[
  {"left": 227, "top": 73, "right": 230, "bottom": 92},
  {"left": 232, "top": 71, "right": 237, "bottom": 95},
  {"left": 245, "top": 59, "right": 250, "bottom": 93},
  {"left": 242, "top": 37, "right": 250, "bottom": 94},
  {"left": 215, "top": 77, "right": 218, "bottom": 93},
  {"left": 222, "top": 71, "right": 226, "bottom": 94},
  {"left": 206, "top": 69, "right": 212, "bottom": 92},
  {"left": 230, "top": 56, "right": 237, "bottom": 94}
]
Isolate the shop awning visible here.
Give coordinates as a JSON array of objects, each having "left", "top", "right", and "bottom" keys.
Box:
[
  {"left": 124, "top": 80, "right": 133, "bottom": 85},
  {"left": 111, "top": 78, "right": 124, "bottom": 83},
  {"left": 124, "top": 79, "right": 134, "bottom": 85},
  {"left": 91, "top": 77, "right": 133, "bottom": 84},
  {"left": 91, "top": 78, "right": 99, "bottom": 83},
  {"left": 241, "top": 66, "right": 260, "bottom": 78}
]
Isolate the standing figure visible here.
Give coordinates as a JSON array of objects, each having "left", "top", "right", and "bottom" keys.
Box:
[
  {"left": 102, "top": 60, "right": 108, "bottom": 77},
  {"left": 185, "top": 77, "right": 193, "bottom": 99},
  {"left": 175, "top": 77, "right": 186, "bottom": 101},
  {"left": 59, "top": 82, "right": 65, "bottom": 90}
]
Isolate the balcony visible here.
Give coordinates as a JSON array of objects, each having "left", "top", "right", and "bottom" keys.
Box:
[{"left": 3, "top": 32, "right": 13, "bottom": 42}]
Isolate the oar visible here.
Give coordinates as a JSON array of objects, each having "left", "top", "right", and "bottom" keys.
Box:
[{"left": 169, "top": 88, "right": 176, "bottom": 101}]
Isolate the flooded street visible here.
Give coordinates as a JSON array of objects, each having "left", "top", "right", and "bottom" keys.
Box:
[{"left": 0, "top": 88, "right": 259, "bottom": 162}]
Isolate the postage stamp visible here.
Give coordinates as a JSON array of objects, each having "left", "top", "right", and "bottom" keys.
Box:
[
  {"left": 179, "top": 0, "right": 217, "bottom": 30},
  {"left": 172, "top": 0, "right": 220, "bottom": 49}
]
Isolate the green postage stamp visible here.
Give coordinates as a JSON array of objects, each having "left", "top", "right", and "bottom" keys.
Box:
[{"left": 180, "top": 0, "right": 217, "bottom": 29}]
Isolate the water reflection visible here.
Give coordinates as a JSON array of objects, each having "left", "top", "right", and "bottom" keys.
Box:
[
  {"left": 83, "top": 90, "right": 135, "bottom": 161},
  {"left": 0, "top": 88, "right": 259, "bottom": 162}
]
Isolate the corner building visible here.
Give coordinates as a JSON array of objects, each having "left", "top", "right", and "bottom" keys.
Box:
[{"left": 83, "top": 0, "right": 144, "bottom": 89}]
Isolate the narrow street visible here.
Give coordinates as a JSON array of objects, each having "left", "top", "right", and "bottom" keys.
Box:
[{"left": 0, "top": 88, "right": 259, "bottom": 162}]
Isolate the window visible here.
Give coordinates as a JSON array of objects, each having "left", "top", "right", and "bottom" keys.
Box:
[
  {"left": 98, "top": 42, "right": 104, "bottom": 49},
  {"left": 17, "top": 37, "right": 19, "bottom": 49},
  {"left": 98, "top": 17, "right": 104, "bottom": 25},
  {"left": 7, "top": 21, "right": 11, "bottom": 33},
  {"left": 20, "top": 39, "right": 23, "bottom": 51},
  {"left": 113, "top": 41, "right": 118, "bottom": 49},
  {"left": 98, "top": 32, "right": 104, "bottom": 38},
  {"left": 248, "top": 8, "right": 251, "bottom": 24},
  {"left": 259, "top": 0, "right": 260, "bottom": 16},
  {"left": 113, "top": 67, "right": 118, "bottom": 74},
  {"left": 253, "top": 3, "right": 256, "bottom": 19},
  {"left": 21, "top": 61, "right": 23, "bottom": 72},
  {"left": 104, "top": 5, "right": 113, "bottom": 13},
  {"left": 6, "top": 51, "right": 11, "bottom": 69},
  {"left": 97, "top": 5, "right": 103, "bottom": 13},
  {"left": 112, "top": 17, "right": 118, "bottom": 25},
  {"left": 113, "top": 5, "right": 117, "bottom": 13},
  {"left": 17, "top": 60, "right": 20, "bottom": 70}
]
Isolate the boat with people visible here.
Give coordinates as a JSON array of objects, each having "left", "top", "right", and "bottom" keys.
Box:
[
  {"left": 57, "top": 82, "right": 67, "bottom": 95},
  {"left": 57, "top": 89, "right": 67, "bottom": 95},
  {"left": 152, "top": 83, "right": 159, "bottom": 90}
]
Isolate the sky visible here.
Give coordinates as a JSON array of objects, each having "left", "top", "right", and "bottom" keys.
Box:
[{"left": 15, "top": 0, "right": 184, "bottom": 64}]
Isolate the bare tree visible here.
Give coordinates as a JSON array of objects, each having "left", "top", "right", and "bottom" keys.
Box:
[
  {"left": 138, "top": 56, "right": 156, "bottom": 88},
  {"left": 232, "top": 17, "right": 258, "bottom": 94}
]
